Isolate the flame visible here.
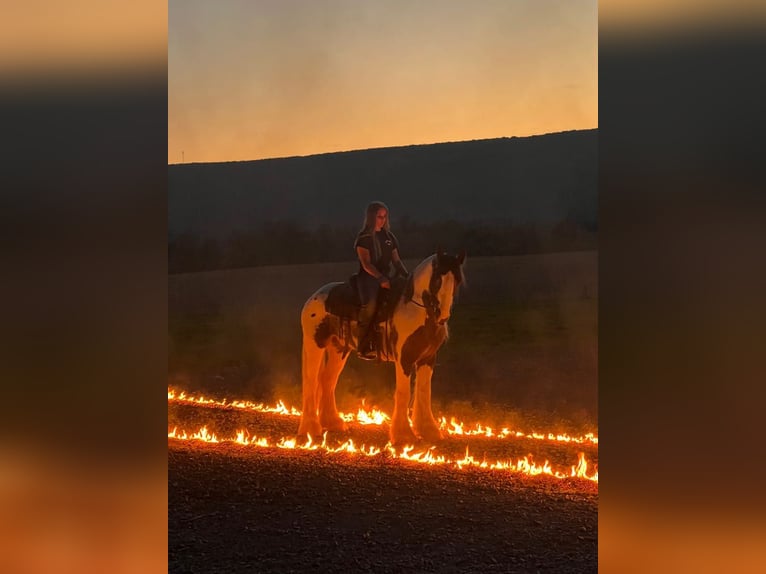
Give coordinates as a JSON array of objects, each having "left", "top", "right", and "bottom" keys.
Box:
[
  {"left": 354, "top": 405, "right": 391, "bottom": 425},
  {"left": 168, "top": 389, "right": 304, "bottom": 417},
  {"left": 397, "top": 445, "right": 447, "bottom": 465},
  {"left": 168, "top": 425, "right": 598, "bottom": 483},
  {"left": 168, "top": 425, "right": 220, "bottom": 443},
  {"left": 168, "top": 387, "right": 598, "bottom": 483},
  {"left": 572, "top": 452, "right": 598, "bottom": 481},
  {"left": 169, "top": 387, "right": 597, "bottom": 446}
]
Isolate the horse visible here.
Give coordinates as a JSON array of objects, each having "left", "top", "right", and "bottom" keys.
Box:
[{"left": 297, "top": 249, "right": 466, "bottom": 446}]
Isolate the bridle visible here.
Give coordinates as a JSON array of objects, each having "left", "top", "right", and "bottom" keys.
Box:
[{"left": 403, "top": 254, "right": 463, "bottom": 322}]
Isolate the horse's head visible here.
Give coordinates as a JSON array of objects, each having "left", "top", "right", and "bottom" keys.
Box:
[{"left": 417, "top": 248, "right": 466, "bottom": 324}]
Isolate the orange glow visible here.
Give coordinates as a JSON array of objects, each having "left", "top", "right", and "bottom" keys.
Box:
[
  {"left": 600, "top": 0, "right": 766, "bottom": 28},
  {"left": 168, "top": 387, "right": 598, "bottom": 446},
  {"left": 168, "top": 425, "right": 597, "bottom": 483},
  {"left": 2, "top": 0, "right": 165, "bottom": 74},
  {"left": 168, "top": 3, "right": 597, "bottom": 164}
]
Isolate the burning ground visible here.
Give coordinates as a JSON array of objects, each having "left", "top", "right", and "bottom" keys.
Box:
[{"left": 169, "top": 395, "right": 597, "bottom": 573}]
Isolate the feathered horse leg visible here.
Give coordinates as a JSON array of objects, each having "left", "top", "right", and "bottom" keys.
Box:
[
  {"left": 390, "top": 362, "right": 417, "bottom": 446},
  {"left": 412, "top": 362, "right": 443, "bottom": 442}
]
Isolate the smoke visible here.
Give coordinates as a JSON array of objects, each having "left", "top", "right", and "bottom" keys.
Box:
[{"left": 432, "top": 251, "right": 598, "bottom": 432}]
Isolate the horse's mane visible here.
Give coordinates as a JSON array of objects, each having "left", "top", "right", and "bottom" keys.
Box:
[
  {"left": 422, "top": 252, "right": 465, "bottom": 285},
  {"left": 402, "top": 252, "right": 465, "bottom": 305}
]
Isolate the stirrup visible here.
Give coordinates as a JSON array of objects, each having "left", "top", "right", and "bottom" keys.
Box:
[
  {"left": 357, "top": 348, "right": 378, "bottom": 361},
  {"left": 357, "top": 338, "right": 377, "bottom": 361}
]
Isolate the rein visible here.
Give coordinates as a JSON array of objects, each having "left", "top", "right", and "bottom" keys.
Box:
[
  {"left": 405, "top": 285, "right": 440, "bottom": 320},
  {"left": 407, "top": 295, "right": 427, "bottom": 308}
]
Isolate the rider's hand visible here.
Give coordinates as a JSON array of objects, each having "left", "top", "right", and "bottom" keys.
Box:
[{"left": 379, "top": 277, "right": 391, "bottom": 289}]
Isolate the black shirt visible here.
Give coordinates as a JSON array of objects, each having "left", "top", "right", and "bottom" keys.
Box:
[{"left": 354, "top": 229, "right": 399, "bottom": 277}]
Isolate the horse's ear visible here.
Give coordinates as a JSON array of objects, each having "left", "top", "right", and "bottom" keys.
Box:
[{"left": 457, "top": 249, "right": 466, "bottom": 265}]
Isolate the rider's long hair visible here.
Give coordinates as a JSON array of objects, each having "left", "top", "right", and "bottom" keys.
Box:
[{"left": 360, "top": 201, "right": 391, "bottom": 233}]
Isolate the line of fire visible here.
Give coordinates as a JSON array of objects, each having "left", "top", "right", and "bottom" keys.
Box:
[{"left": 168, "top": 388, "right": 598, "bottom": 484}]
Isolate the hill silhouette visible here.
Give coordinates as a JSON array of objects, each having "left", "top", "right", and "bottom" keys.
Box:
[
  {"left": 168, "top": 129, "right": 596, "bottom": 272},
  {"left": 170, "top": 129, "right": 596, "bottom": 233}
]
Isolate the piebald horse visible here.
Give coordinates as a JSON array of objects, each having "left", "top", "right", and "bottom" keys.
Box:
[{"left": 297, "top": 249, "right": 465, "bottom": 446}]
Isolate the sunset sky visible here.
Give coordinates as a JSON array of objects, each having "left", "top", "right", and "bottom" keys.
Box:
[{"left": 168, "top": 0, "right": 597, "bottom": 164}]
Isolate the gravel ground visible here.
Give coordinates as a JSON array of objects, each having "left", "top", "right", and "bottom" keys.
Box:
[{"left": 169, "top": 405, "right": 597, "bottom": 573}]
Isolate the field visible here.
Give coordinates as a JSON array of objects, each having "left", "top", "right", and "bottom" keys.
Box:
[
  {"left": 169, "top": 250, "right": 597, "bottom": 431},
  {"left": 169, "top": 250, "right": 598, "bottom": 573}
]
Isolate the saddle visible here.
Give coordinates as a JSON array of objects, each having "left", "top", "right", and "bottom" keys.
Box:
[{"left": 324, "top": 273, "right": 409, "bottom": 324}]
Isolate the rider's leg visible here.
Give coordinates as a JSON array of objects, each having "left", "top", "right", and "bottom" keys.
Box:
[{"left": 356, "top": 274, "right": 380, "bottom": 359}]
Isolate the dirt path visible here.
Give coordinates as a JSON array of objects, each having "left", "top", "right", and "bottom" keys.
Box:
[{"left": 169, "top": 441, "right": 597, "bottom": 573}]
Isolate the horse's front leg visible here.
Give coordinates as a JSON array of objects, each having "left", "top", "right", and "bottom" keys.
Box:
[
  {"left": 390, "top": 363, "right": 417, "bottom": 447},
  {"left": 412, "top": 362, "right": 443, "bottom": 443}
]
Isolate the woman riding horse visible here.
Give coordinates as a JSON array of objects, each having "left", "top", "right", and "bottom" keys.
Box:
[{"left": 354, "top": 201, "right": 409, "bottom": 360}]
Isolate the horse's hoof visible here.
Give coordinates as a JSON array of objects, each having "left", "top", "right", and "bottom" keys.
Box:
[
  {"left": 320, "top": 418, "right": 348, "bottom": 433},
  {"left": 297, "top": 419, "right": 322, "bottom": 442},
  {"left": 416, "top": 428, "right": 443, "bottom": 444},
  {"left": 295, "top": 433, "right": 310, "bottom": 446},
  {"left": 322, "top": 428, "right": 352, "bottom": 448},
  {"left": 390, "top": 430, "right": 418, "bottom": 448}
]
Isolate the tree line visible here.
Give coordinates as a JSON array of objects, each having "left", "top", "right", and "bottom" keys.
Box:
[{"left": 168, "top": 218, "right": 597, "bottom": 274}]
